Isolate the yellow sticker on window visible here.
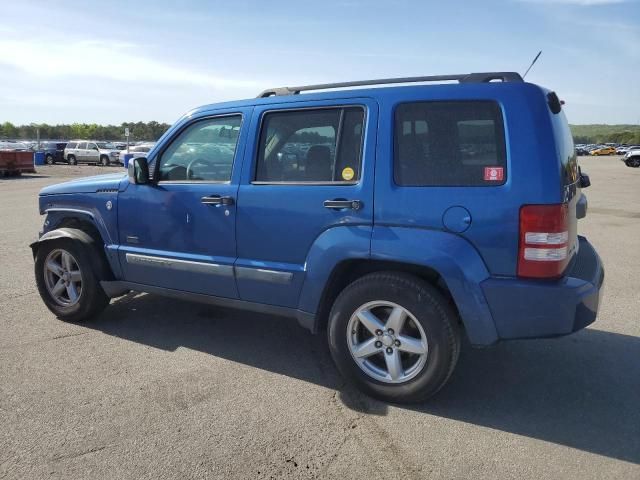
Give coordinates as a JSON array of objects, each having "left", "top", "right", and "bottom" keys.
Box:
[{"left": 342, "top": 167, "right": 355, "bottom": 181}]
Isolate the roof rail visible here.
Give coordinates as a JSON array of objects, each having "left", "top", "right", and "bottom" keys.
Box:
[{"left": 257, "top": 72, "right": 523, "bottom": 98}]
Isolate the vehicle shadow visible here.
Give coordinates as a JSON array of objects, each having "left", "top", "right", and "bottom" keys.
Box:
[
  {"left": 0, "top": 173, "right": 50, "bottom": 180},
  {"left": 89, "top": 292, "right": 639, "bottom": 464}
]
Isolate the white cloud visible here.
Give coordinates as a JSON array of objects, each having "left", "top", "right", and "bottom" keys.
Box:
[{"left": 0, "top": 36, "right": 259, "bottom": 90}]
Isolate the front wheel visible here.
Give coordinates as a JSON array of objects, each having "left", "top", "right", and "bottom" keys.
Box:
[
  {"left": 34, "top": 238, "right": 109, "bottom": 322},
  {"left": 328, "top": 272, "right": 461, "bottom": 403},
  {"left": 100, "top": 155, "right": 110, "bottom": 167}
]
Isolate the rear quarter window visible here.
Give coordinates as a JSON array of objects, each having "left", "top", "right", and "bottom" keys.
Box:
[{"left": 394, "top": 101, "right": 507, "bottom": 186}]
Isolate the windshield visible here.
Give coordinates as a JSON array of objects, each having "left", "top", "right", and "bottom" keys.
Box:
[{"left": 96, "top": 142, "right": 115, "bottom": 149}]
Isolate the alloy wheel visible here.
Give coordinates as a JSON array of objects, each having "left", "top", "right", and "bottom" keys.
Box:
[
  {"left": 346, "top": 301, "right": 428, "bottom": 384},
  {"left": 43, "top": 249, "right": 83, "bottom": 307}
]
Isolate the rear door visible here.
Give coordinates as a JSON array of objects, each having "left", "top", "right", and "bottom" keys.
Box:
[{"left": 235, "top": 98, "right": 377, "bottom": 308}]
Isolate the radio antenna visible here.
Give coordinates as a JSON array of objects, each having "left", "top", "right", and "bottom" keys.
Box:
[{"left": 523, "top": 50, "right": 542, "bottom": 79}]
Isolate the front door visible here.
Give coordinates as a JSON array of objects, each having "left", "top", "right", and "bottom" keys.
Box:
[
  {"left": 117, "top": 108, "right": 251, "bottom": 298},
  {"left": 235, "top": 99, "right": 377, "bottom": 308},
  {"left": 86, "top": 142, "right": 100, "bottom": 164},
  {"left": 75, "top": 142, "right": 88, "bottom": 162}
]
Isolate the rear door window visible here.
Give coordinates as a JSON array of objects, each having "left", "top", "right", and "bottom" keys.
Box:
[
  {"left": 394, "top": 101, "right": 506, "bottom": 186},
  {"left": 255, "top": 106, "right": 365, "bottom": 183}
]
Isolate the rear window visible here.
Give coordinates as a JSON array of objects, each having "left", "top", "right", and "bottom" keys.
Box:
[
  {"left": 394, "top": 101, "right": 507, "bottom": 186},
  {"left": 550, "top": 110, "right": 578, "bottom": 186}
]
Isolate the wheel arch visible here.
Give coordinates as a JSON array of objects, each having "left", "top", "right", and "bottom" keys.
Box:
[
  {"left": 302, "top": 226, "right": 500, "bottom": 346},
  {"left": 30, "top": 224, "right": 116, "bottom": 281},
  {"left": 313, "top": 259, "right": 452, "bottom": 332}
]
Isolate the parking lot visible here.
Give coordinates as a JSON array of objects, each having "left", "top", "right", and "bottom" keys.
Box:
[{"left": 0, "top": 157, "right": 638, "bottom": 479}]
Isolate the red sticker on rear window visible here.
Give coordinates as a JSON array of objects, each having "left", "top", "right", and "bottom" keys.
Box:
[{"left": 484, "top": 167, "right": 504, "bottom": 181}]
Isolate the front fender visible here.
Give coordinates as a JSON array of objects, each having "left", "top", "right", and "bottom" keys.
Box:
[{"left": 370, "top": 226, "right": 498, "bottom": 346}]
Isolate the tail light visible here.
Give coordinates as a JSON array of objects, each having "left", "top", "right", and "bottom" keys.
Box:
[{"left": 518, "top": 204, "right": 569, "bottom": 279}]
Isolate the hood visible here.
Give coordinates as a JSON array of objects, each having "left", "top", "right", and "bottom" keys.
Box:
[
  {"left": 39, "top": 172, "right": 127, "bottom": 195},
  {"left": 98, "top": 148, "right": 119, "bottom": 155}
]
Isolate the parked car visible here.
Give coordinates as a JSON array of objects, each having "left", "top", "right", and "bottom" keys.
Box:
[
  {"left": 30, "top": 71, "right": 603, "bottom": 403},
  {"left": 0, "top": 141, "right": 30, "bottom": 151},
  {"left": 575, "top": 146, "right": 590, "bottom": 155},
  {"left": 118, "top": 143, "right": 155, "bottom": 163},
  {"left": 589, "top": 146, "right": 616, "bottom": 156},
  {"left": 616, "top": 145, "right": 640, "bottom": 155},
  {"left": 40, "top": 141, "right": 68, "bottom": 164},
  {"left": 64, "top": 141, "right": 120, "bottom": 166},
  {"left": 622, "top": 149, "right": 640, "bottom": 167}
]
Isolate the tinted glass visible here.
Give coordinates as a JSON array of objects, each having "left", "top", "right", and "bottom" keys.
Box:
[
  {"left": 159, "top": 115, "right": 241, "bottom": 182},
  {"left": 77, "top": 142, "right": 87, "bottom": 150},
  {"left": 256, "top": 107, "right": 364, "bottom": 182},
  {"left": 394, "top": 101, "right": 506, "bottom": 186},
  {"left": 66, "top": 142, "right": 77, "bottom": 149}
]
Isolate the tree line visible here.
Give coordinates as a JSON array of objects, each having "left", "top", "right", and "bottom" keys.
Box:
[
  {"left": 3, "top": 121, "right": 640, "bottom": 145},
  {"left": 0, "top": 121, "right": 171, "bottom": 142},
  {"left": 570, "top": 124, "right": 640, "bottom": 145}
]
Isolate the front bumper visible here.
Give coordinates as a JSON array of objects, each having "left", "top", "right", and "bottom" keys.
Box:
[{"left": 481, "top": 236, "right": 604, "bottom": 340}]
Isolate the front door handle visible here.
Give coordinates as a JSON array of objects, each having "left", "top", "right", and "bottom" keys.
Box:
[
  {"left": 324, "top": 199, "right": 362, "bottom": 210},
  {"left": 201, "top": 195, "right": 234, "bottom": 206}
]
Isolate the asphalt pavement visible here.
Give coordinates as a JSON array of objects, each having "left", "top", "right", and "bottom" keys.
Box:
[{"left": 0, "top": 157, "right": 638, "bottom": 479}]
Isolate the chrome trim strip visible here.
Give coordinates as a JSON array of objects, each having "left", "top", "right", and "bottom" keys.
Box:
[
  {"left": 44, "top": 207, "right": 95, "bottom": 218},
  {"left": 235, "top": 266, "right": 294, "bottom": 285},
  {"left": 125, "top": 253, "right": 233, "bottom": 277},
  {"left": 101, "top": 280, "right": 316, "bottom": 331}
]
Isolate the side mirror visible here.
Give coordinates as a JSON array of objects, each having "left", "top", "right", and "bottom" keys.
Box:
[
  {"left": 578, "top": 166, "right": 590, "bottom": 189},
  {"left": 128, "top": 157, "right": 150, "bottom": 185}
]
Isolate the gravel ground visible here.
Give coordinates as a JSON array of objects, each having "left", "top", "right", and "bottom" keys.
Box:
[{"left": 0, "top": 157, "right": 638, "bottom": 479}]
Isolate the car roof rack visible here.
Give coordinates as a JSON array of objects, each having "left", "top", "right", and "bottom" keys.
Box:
[{"left": 257, "top": 72, "right": 523, "bottom": 98}]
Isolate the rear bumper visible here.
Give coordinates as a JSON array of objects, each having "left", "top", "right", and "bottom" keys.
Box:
[{"left": 481, "top": 236, "right": 604, "bottom": 340}]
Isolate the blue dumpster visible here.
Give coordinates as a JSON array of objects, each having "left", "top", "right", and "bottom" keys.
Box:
[
  {"left": 122, "top": 153, "right": 134, "bottom": 168},
  {"left": 34, "top": 151, "right": 45, "bottom": 166}
]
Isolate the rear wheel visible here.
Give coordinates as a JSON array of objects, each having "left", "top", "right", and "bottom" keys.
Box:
[
  {"left": 100, "top": 155, "right": 110, "bottom": 167},
  {"left": 35, "top": 238, "right": 109, "bottom": 322},
  {"left": 328, "top": 272, "right": 461, "bottom": 403},
  {"left": 68, "top": 155, "right": 77, "bottom": 165},
  {"left": 45, "top": 154, "right": 54, "bottom": 165}
]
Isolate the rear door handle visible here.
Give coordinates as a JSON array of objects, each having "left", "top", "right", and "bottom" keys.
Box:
[
  {"left": 201, "top": 195, "right": 234, "bottom": 206},
  {"left": 324, "top": 199, "right": 362, "bottom": 210}
]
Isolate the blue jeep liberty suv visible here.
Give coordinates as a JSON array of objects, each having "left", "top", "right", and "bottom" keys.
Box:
[{"left": 31, "top": 72, "right": 604, "bottom": 402}]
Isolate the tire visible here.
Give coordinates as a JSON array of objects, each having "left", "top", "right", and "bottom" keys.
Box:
[
  {"left": 328, "top": 272, "right": 461, "bottom": 403},
  {"left": 100, "top": 155, "right": 110, "bottom": 167},
  {"left": 68, "top": 155, "right": 77, "bottom": 165},
  {"left": 45, "top": 154, "right": 54, "bottom": 165},
  {"left": 625, "top": 157, "right": 640, "bottom": 168},
  {"left": 34, "top": 237, "right": 109, "bottom": 322}
]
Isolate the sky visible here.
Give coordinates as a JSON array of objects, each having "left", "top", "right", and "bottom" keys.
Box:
[{"left": 0, "top": 0, "right": 639, "bottom": 125}]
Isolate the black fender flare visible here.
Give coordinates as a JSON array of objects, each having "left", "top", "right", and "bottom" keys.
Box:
[
  {"left": 29, "top": 227, "right": 95, "bottom": 259},
  {"left": 29, "top": 227, "right": 114, "bottom": 283}
]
